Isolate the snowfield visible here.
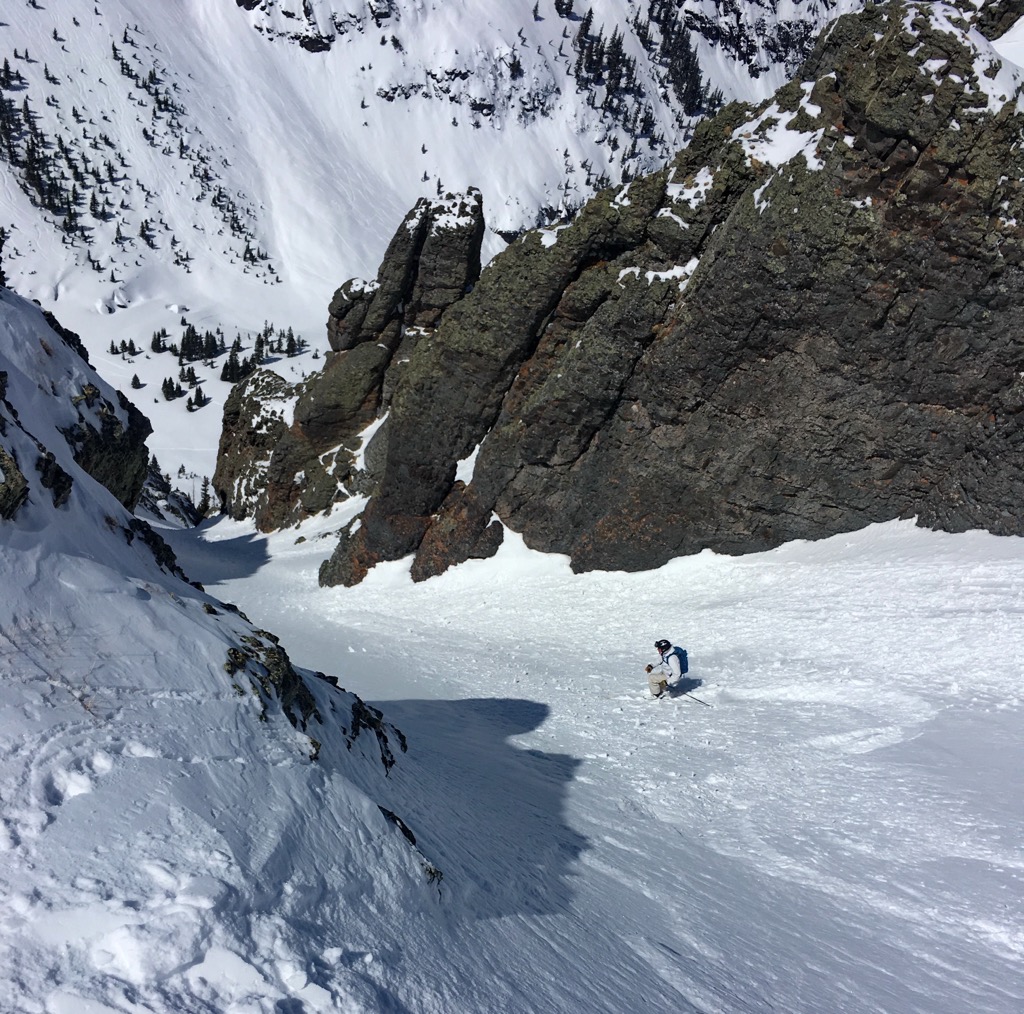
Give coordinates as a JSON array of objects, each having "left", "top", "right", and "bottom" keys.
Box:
[
  {"left": 2, "top": 268, "right": 1023, "bottom": 1010},
  {"left": 3, "top": 3, "right": 1024, "bottom": 1010},
  {"left": 159, "top": 512, "right": 1024, "bottom": 1014}
]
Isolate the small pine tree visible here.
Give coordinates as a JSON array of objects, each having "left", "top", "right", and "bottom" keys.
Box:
[
  {"left": 130, "top": 374, "right": 142, "bottom": 389},
  {"left": 197, "top": 475, "right": 211, "bottom": 516}
]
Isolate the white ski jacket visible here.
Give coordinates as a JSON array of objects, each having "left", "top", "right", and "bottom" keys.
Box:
[{"left": 653, "top": 646, "right": 685, "bottom": 684}]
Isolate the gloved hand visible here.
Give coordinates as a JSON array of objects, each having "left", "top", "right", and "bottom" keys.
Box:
[{"left": 645, "top": 664, "right": 653, "bottom": 673}]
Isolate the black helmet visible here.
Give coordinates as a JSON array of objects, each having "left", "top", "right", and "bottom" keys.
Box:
[{"left": 655, "top": 639, "right": 671, "bottom": 652}]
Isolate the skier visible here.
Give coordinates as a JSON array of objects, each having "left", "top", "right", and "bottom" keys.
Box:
[{"left": 646, "top": 638, "right": 687, "bottom": 698}]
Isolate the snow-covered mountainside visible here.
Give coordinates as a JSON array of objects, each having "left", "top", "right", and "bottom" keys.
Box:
[
  {"left": 0, "top": 288, "right": 426, "bottom": 1011},
  {"left": 0, "top": 0, "right": 863, "bottom": 491},
  {"left": 5, "top": 276, "right": 1022, "bottom": 1011},
  {"left": 0, "top": 0, "right": 861, "bottom": 336}
]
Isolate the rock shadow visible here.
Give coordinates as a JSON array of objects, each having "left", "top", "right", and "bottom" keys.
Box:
[
  {"left": 369, "top": 696, "right": 588, "bottom": 920},
  {"left": 162, "top": 522, "right": 272, "bottom": 585}
]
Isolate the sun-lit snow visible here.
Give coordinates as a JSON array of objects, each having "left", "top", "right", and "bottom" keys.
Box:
[
  {"left": 3, "top": 3, "right": 1024, "bottom": 1010},
  {"left": 0, "top": 290, "right": 430, "bottom": 1013},
  {"left": 153, "top": 510, "right": 1024, "bottom": 1014}
]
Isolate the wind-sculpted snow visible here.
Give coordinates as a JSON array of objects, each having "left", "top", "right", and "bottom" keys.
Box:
[{"left": 0, "top": 290, "right": 427, "bottom": 1011}]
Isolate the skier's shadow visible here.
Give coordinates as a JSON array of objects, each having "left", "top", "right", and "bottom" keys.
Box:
[{"left": 666, "top": 677, "right": 703, "bottom": 698}]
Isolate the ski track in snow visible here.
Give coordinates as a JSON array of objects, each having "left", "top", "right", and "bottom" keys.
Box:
[{"left": 159, "top": 516, "right": 1024, "bottom": 1014}]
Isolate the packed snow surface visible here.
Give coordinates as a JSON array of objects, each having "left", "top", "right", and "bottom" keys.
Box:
[{"left": 152, "top": 514, "right": 1023, "bottom": 1013}]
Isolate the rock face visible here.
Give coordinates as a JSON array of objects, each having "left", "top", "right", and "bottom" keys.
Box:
[
  {"left": 213, "top": 191, "right": 485, "bottom": 528},
  {"left": 0, "top": 293, "right": 151, "bottom": 515},
  {"left": 62, "top": 381, "right": 152, "bottom": 510},
  {"left": 222, "top": 1, "right": 1024, "bottom": 585}
]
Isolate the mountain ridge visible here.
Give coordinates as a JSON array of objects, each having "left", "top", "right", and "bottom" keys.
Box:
[{"left": 208, "top": 0, "right": 1024, "bottom": 583}]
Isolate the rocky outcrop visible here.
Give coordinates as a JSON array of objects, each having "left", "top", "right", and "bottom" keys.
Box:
[
  {"left": 221, "top": 1, "right": 1024, "bottom": 584},
  {"left": 212, "top": 369, "right": 294, "bottom": 521},
  {"left": 213, "top": 191, "right": 485, "bottom": 529},
  {"left": 62, "top": 383, "right": 151, "bottom": 510},
  {"left": 0, "top": 448, "right": 28, "bottom": 517},
  {"left": 0, "top": 294, "right": 152, "bottom": 516}
]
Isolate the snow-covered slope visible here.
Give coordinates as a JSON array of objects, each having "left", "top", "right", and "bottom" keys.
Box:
[
  {"left": 0, "top": 289, "right": 429, "bottom": 1011},
  {"left": 2, "top": 273, "right": 1022, "bottom": 1012},
  {"left": 162, "top": 510, "right": 1024, "bottom": 1014},
  {"left": 0, "top": 0, "right": 862, "bottom": 333}
]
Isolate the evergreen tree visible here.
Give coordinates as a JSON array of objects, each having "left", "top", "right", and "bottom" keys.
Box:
[
  {"left": 220, "top": 347, "right": 241, "bottom": 383},
  {"left": 197, "top": 475, "right": 211, "bottom": 516}
]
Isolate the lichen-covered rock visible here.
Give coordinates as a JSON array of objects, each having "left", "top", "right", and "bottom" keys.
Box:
[
  {"left": 228, "top": 2, "right": 1024, "bottom": 583},
  {"left": 314, "top": 0, "right": 1024, "bottom": 583},
  {"left": 62, "top": 385, "right": 151, "bottom": 510},
  {"left": 326, "top": 189, "right": 484, "bottom": 352},
  {"left": 0, "top": 443, "right": 28, "bottom": 519},
  {"left": 213, "top": 368, "right": 295, "bottom": 521},
  {"left": 407, "top": 482, "right": 504, "bottom": 583}
]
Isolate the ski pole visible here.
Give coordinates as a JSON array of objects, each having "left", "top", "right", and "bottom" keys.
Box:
[{"left": 681, "top": 691, "right": 712, "bottom": 707}]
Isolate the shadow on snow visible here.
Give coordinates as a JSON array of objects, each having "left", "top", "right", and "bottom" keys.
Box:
[
  {"left": 665, "top": 677, "right": 703, "bottom": 699},
  {"left": 164, "top": 524, "right": 272, "bottom": 585},
  {"left": 370, "top": 696, "right": 588, "bottom": 921}
]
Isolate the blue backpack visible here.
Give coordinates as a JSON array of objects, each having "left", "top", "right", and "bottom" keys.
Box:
[{"left": 671, "top": 646, "right": 689, "bottom": 675}]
